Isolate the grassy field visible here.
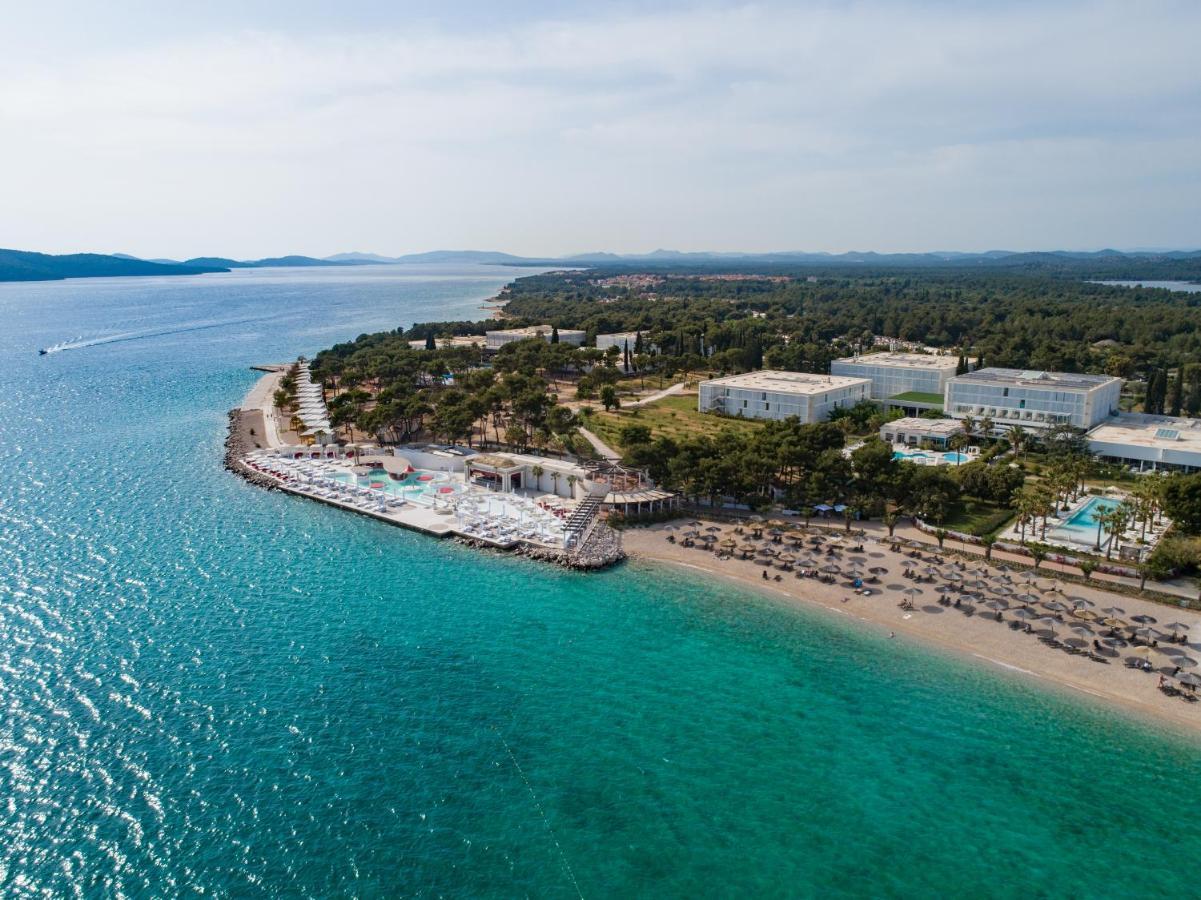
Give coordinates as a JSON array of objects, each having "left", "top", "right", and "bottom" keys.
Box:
[
  {"left": 940, "top": 498, "right": 1015, "bottom": 537},
  {"left": 586, "top": 393, "right": 763, "bottom": 451}
]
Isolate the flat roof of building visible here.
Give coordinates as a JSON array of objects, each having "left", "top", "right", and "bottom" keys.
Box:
[
  {"left": 835, "top": 352, "right": 959, "bottom": 370},
  {"left": 951, "top": 367, "right": 1120, "bottom": 391},
  {"left": 701, "top": 370, "right": 870, "bottom": 395},
  {"left": 884, "top": 417, "right": 963, "bottom": 436},
  {"left": 1088, "top": 413, "right": 1201, "bottom": 452},
  {"left": 485, "top": 325, "right": 585, "bottom": 336}
]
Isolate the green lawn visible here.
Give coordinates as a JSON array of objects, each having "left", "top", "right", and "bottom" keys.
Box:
[
  {"left": 940, "top": 498, "right": 1015, "bottom": 537},
  {"left": 890, "top": 391, "right": 945, "bottom": 405},
  {"left": 587, "top": 394, "right": 763, "bottom": 451}
]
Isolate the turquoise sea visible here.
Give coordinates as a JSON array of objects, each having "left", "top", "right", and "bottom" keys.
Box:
[{"left": 1, "top": 265, "right": 1199, "bottom": 897}]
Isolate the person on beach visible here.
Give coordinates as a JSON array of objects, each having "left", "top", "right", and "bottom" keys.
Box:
[{"left": 888, "top": 631, "right": 895, "bottom": 639}]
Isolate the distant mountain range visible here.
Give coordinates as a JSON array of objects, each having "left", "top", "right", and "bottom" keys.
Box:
[
  {"left": 321, "top": 247, "right": 1201, "bottom": 268},
  {"left": 4, "top": 246, "right": 1200, "bottom": 283}
]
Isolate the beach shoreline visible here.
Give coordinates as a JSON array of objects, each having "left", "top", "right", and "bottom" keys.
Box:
[{"left": 623, "top": 524, "right": 1201, "bottom": 737}]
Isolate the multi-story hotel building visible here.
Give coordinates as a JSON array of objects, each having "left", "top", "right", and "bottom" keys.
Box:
[
  {"left": 484, "top": 326, "right": 586, "bottom": 350},
  {"left": 831, "top": 352, "right": 962, "bottom": 411},
  {"left": 698, "top": 371, "right": 871, "bottom": 424},
  {"left": 944, "top": 368, "right": 1121, "bottom": 432}
]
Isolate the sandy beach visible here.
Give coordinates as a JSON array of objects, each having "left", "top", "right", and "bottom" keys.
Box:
[{"left": 624, "top": 523, "right": 1201, "bottom": 734}]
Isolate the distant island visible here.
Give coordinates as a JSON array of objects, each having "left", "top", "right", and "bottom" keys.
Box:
[
  {"left": 0, "top": 248, "right": 228, "bottom": 283},
  {"left": 5, "top": 245, "right": 1201, "bottom": 284},
  {"left": 0, "top": 248, "right": 375, "bottom": 283}
]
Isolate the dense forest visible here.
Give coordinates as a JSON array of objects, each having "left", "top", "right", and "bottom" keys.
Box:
[{"left": 490, "top": 269, "right": 1199, "bottom": 408}]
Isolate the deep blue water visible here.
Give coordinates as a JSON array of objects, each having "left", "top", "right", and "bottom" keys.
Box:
[{"left": 1, "top": 265, "right": 1200, "bottom": 897}]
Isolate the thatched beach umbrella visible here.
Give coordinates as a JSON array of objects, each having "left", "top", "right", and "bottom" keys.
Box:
[
  {"left": 821, "top": 563, "right": 841, "bottom": 575},
  {"left": 1166, "top": 653, "right": 1197, "bottom": 670},
  {"left": 902, "top": 586, "right": 923, "bottom": 599},
  {"left": 869, "top": 566, "right": 889, "bottom": 575},
  {"left": 1179, "top": 672, "right": 1201, "bottom": 689},
  {"left": 1132, "top": 614, "right": 1158, "bottom": 627},
  {"left": 1165, "top": 622, "right": 1192, "bottom": 636},
  {"left": 1037, "top": 616, "right": 1060, "bottom": 637}
]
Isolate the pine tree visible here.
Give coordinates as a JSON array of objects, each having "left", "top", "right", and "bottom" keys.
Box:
[
  {"left": 550, "top": 326, "right": 559, "bottom": 344},
  {"left": 424, "top": 333, "right": 436, "bottom": 351},
  {"left": 1168, "top": 364, "right": 1184, "bottom": 416}
]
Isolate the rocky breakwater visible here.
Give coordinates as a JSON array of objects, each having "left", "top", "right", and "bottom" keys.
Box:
[
  {"left": 224, "top": 409, "right": 279, "bottom": 490},
  {"left": 457, "top": 522, "right": 626, "bottom": 571}
]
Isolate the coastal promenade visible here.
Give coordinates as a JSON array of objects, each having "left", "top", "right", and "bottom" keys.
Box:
[{"left": 625, "top": 524, "right": 1201, "bottom": 734}]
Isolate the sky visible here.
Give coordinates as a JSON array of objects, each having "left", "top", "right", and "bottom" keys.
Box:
[{"left": 1, "top": 0, "right": 1198, "bottom": 258}]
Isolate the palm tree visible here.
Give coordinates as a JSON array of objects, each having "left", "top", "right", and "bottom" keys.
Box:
[
  {"left": 1008, "top": 424, "right": 1028, "bottom": 459},
  {"left": 566, "top": 474, "right": 578, "bottom": 499},
  {"left": 1100, "top": 506, "right": 1128, "bottom": 560},
  {"left": 1015, "top": 492, "right": 1039, "bottom": 544},
  {"left": 1079, "top": 559, "right": 1098, "bottom": 582},
  {"left": 978, "top": 416, "right": 994, "bottom": 441},
  {"left": 883, "top": 509, "right": 900, "bottom": 537},
  {"left": 551, "top": 471, "right": 561, "bottom": 496},
  {"left": 530, "top": 464, "right": 544, "bottom": 492},
  {"left": 980, "top": 534, "right": 997, "bottom": 561},
  {"left": 961, "top": 414, "right": 976, "bottom": 437},
  {"left": 948, "top": 432, "right": 969, "bottom": 464},
  {"left": 1028, "top": 542, "right": 1049, "bottom": 570},
  {"left": 934, "top": 528, "right": 948, "bottom": 550}
]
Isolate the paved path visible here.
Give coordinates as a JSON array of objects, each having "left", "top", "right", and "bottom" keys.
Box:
[
  {"left": 810, "top": 516, "right": 1199, "bottom": 604},
  {"left": 577, "top": 426, "right": 622, "bottom": 461},
  {"left": 574, "top": 382, "right": 688, "bottom": 461},
  {"left": 626, "top": 380, "right": 687, "bottom": 408}
]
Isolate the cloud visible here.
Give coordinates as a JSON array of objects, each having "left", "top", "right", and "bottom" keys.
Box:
[{"left": 0, "top": 1, "right": 1198, "bottom": 255}]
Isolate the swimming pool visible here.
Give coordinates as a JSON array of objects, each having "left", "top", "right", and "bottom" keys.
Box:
[
  {"left": 892, "top": 449, "right": 970, "bottom": 465},
  {"left": 329, "top": 467, "right": 461, "bottom": 501},
  {"left": 893, "top": 450, "right": 934, "bottom": 462},
  {"left": 1045, "top": 496, "right": 1118, "bottom": 547}
]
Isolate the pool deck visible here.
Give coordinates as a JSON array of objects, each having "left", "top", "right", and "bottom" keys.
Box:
[{"left": 229, "top": 369, "right": 624, "bottom": 568}]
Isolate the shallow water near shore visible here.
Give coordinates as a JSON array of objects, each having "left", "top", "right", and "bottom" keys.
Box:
[{"left": 2, "top": 266, "right": 1200, "bottom": 896}]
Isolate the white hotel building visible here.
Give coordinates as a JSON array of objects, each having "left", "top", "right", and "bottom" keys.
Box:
[
  {"left": 484, "top": 326, "right": 586, "bottom": 351},
  {"left": 698, "top": 371, "right": 871, "bottom": 424},
  {"left": 1087, "top": 413, "right": 1201, "bottom": 473},
  {"left": 595, "top": 332, "right": 641, "bottom": 353},
  {"left": 944, "top": 368, "right": 1121, "bottom": 433},
  {"left": 831, "top": 352, "right": 961, "bottom": 410}
]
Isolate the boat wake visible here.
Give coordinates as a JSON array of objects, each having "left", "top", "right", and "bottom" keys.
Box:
[{"left": 39, "top": 317, "right": 267, "bottom": 355}]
